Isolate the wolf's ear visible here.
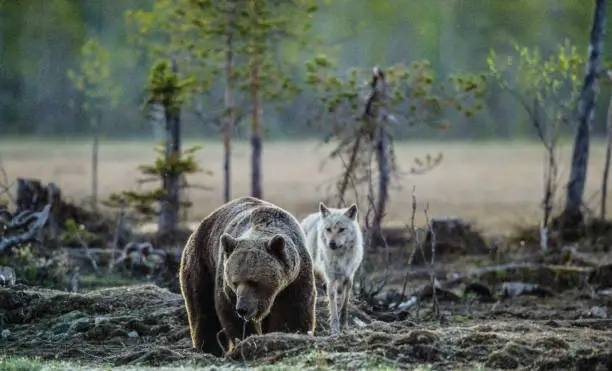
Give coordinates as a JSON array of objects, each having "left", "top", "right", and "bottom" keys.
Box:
[
  {"left": 319, "top": 202, "right": 330, "bottom": 218},
  {"left": 220, "top": 234, "right": 237, "bottom": 256},
  {"left": 345, "top": 204, "right": 358, "bottom": 220},
  {"left": 267, "top": 234, "right": 288, "bottom": 265}
]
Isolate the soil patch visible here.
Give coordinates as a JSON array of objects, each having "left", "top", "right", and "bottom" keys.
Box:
[{"left": 1, "top": 283, "right": 611, "bottom": 370}]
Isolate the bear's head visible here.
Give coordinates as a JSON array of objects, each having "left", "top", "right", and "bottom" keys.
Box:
[{"left": 220, "top": 233, "right": 298, "bottom": 322}]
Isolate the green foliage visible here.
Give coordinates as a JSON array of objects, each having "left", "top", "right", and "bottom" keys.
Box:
[
  {"left": 139, "top": 144, "right": 202, "bottom": 176},
  {"left": 102, "top": 58, "right": 206, "bottom": 221},
  {"left": 67, "top": 38, "right": 122, "bottom": 125},
  {"left": 4, "top": 0, "right": 612, "bottom": 139},
  {"left": 487, "top": 40, "right": 585, "bottom": 132},
  {"left": 232, "top": 0, "right": 319, "bottom": 102},
  {"left": 305, "top": 56, "right": 487, "bottom": 130},
  {"left": 60, "top": 219, "right": 98, "bottom": 245},
  {"left": 0, "top": 245, "right": 71, "bottom": 289},
  {"left": 104, "top": 144, "right": 207, "bottom": 220},
  {"left": 304, "top": 54, "right": 487, "bottom": 193},
  {"left": 126, "top": 0, "right": 321, "bottom": 123},
  {"left": 126, "top": 0, "right": 220, "bottom": 102},
  {"left": 144, "top": 60, "right": 195, "bottom": 117}
]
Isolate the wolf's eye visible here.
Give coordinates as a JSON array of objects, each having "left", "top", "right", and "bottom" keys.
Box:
[
  {"left": 325, "top": 228, "right": 332, "bottom": 233},
  {"left": 338, "top": 228, "right": 345, "bottom": 233}
]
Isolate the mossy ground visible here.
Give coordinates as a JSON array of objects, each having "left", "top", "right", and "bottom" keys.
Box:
[{"left": 1, "top": 281, "right": 611, "bottom": 371}]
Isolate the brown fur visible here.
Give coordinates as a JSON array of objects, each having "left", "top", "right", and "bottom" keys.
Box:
[{"left": 179, "top": 196, "right": 317, "bottom": 356}]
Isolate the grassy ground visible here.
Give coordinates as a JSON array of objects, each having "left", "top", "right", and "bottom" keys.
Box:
[
  {"left": 0, "top": 354, "right": 409, "bottom": 371},
  {"left": 1, "top": 138, "right": 610, "bottom": 236}
]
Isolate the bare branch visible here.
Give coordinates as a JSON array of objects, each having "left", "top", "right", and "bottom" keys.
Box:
[
  {"left": 0, "top": 204, "right": 51, "bottom": 253},
  {"left": 399, "top": 185, "right": 419, "bottom": 302},
  {"left": 0, "top": 155, "right": 16, "bottom": 205},
  {"left": 109, "top": 199, "right": 126, "bottom": 273}
]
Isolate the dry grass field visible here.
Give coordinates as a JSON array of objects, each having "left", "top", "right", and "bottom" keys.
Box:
[{"left": 1, "top": 138, "right": 610, "bottom": 236}]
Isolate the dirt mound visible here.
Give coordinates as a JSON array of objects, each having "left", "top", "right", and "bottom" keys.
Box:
[
  {"left": 228, "top": 321, "right": 612, "bottom": 369},
  {"left": 0, "top": 284, "right": 349, "bottom": 366},
  {"left": 1, "top": 284, "right": 612, "bottom": 369},
  {"left": 412, "top": 217, "right": 490, "bottom": 265},
  {"left": 511, "top": 218, "right": 612, "bottom": 252}
]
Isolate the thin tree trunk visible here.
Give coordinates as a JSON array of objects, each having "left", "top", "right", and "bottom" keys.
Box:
[
  {"left": 601, "top": 82, "right": 612, "bottom": 219},
  {"left": 372, "top": 125, "right": 389, "bottom": 243},
  {"left": 91, "top": 114, "right": 99, "bottom": 213},
  {"left": 563, "top": 0, "right": 606, "bottom": 224},
  {"left": 159, "top": 59, "right": 182, "bottom": 234},
  {"left": 370, "top": 67, "right": 389, "bottom": 246},
  {"left": 541, "top": 144, "right": 557, "bottom": 251},
  {"left": 250, "top": 59, "right": 262, "bottom": 199},
  {"left": 223, "top": 21, "right": 234, "bottom": 203}
]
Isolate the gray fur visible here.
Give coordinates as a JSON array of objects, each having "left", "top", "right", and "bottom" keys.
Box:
[{"left": 300, "top": 201, "right": 364, "bottom": 333}]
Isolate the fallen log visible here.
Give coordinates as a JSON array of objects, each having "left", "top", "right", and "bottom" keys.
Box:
[{"left": 0, "top": 204, "right": 51, "bottom": 253}]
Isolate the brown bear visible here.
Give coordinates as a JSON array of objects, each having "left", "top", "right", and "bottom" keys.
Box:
[{"left": 179, "top": 196, "right": 317, "bottom": 356}]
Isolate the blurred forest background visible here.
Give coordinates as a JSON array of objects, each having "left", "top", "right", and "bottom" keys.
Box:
[{"left": 1, "top": 0, "right": 610, "bottom": 140}]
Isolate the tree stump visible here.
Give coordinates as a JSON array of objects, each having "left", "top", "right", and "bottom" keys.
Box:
[
  {"left": 16, "top": 178, "right": 48, "bottom": 213},
  {"left": 14, "top": 177, "right": 126, "bottom": 248}
]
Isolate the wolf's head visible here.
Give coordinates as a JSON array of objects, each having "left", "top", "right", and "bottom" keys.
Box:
[{"left": 317, "top": 202, "right": 359, "bottom": 251}]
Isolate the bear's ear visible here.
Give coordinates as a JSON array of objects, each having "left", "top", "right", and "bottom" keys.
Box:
[
  {"left": 267, "top": 234, "right": 287, "bottom": 264},
  {"left": 220, "top": 233, "right": 237, "bottom": 256},
  {"left": 345, "top": 203, "right": 358, "bottom": 220},
  {"left": 319, "top": 202, "right": 330, "bottom": 218}
]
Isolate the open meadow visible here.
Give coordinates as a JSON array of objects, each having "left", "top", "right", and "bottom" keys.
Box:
[
  {"left": 2, "top": 138, "right": 611, "bottom": 236},
  {"left": 2, "top": 138, "right": 612, "bottom": 370}
]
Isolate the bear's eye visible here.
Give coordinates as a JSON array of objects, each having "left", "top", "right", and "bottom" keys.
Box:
[
  {"left": 325, "top": 228, "right": 332, "bottom": 233},
  {"left": 338, "top": 228, "right": 345, "bottom": 233}
]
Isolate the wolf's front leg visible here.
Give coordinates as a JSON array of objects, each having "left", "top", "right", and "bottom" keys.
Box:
[
  {"left": 339, "top": 277, "right": 353, "bottom": 330},
  {"left": 327, "top": 280, "right": 340, "bottom": 334}
]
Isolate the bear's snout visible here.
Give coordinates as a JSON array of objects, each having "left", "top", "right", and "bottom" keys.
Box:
[
  {"left": 235, "top": 284, "right": 259, "bottom": 320},
  {"left": 235, "top": 299, "right": 257, "bottom": 320}
]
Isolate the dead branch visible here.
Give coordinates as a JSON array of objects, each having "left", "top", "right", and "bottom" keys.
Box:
[
  {"left": 110, "top": 199, "right": 127, "bottom": 273},
  {"left": 399, "top": 185, "right": 420, "bottom": 302},
  {"left": 0, "top": 204, "right": 51, "bottom": 253},
  {"left": 113, "top": 241, "right": 167, "bottom": 273},
  {"left": 423, "top": 204, "right": 440, "bottom": 318},
  {"left": 364, "top": 67, "right": 390, "bottom": 241},
  {"left": 335, "top": 153, "right": 361, "bottom": 210},
  {"left": 336, "top": 136, "right": 362, "bottom": 205},
  {"left": 355, "top": 146, "right": 392, "bottom": 302},
  {"left": 0, "top": 155, "right": 15, "bottom": 205},
  {"left": 395, "top": 188, "right": 439, "bottom": 318},
  {"left": 75, "top": 234, "right": 101, "bottom": 275}
]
